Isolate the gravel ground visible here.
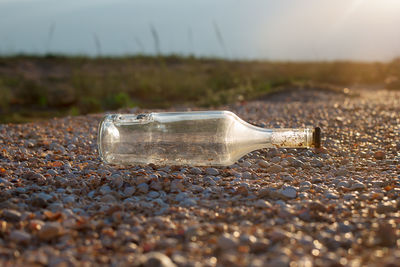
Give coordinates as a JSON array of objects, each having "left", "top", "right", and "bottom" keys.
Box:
[{"left": 0, "top": 87, "right": 399, "bottom": 266}]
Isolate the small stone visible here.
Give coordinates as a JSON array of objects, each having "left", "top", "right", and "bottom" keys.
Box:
[
  {"left": 250, "top": 239, "right": 270, "bottom": 253},
  {"left": 337, "top": 181, "right": 350, "bottom": 188},
  {"left": 343, "top": 193, "right": 356, "bottom": 201},
  {"left": 267, "top": 164, "right": 283, "bottom": 173},
  {"left": 10, "top": 230, "right": 31, "bottom": 244},
  {"left": 147, "top": 191, "right": 160, "bottom": 199},
  {"left": 350, "top": 182, "right": 366, "bottom": 191},
  {"left": 374, "top": 151, "right": 386, "bottom": 160},
  {"left": 325, "top": 191, "right": 339, "bottom": 199},
  {"left": 48, "top": 202, "right": 64, "bottom": 212},
  {"left": 124, "top": 186, "right": 136, "bottom": 196},
  {"left": 311, "top": 158, "right": 323, "bottom": 167},
  {"left": 239, "top": 234, "right": 257, "bottom": 245},
  {"left": 280, "top": 173, "right": 293, "bottom": 182},
  {"left": 150, "top": 181, "right": 163, "bottom": 191},
  {"left": 337, "top": 221, "right": 352, "bottom": 233},
  {"left": 30, "top": 196, "right": 48, "bottom": 208},
  {"left": 311, "top": 177, "right": 323, "bottom": 183},
  {"left": 254, "top": 199, "right": 272, "bottom": 208},
  {"left": 2, "top": 209, "right": 22, "bottom": 222},
  {"left": 335, "top": 168, "right": 348, "bottom": 177},
  {"left": 205, "top": 168, "right": 219, "bottom": 176},
  {"left": 23, "top": 172, "right": 46, "bottom": 182},
  {"left": 240, "top": 161, "right": 252, "bottom": 168},
  {"left": 137, "top": 183, "right": 149, "bottom": 194},
  {"left": 38, "top": 222, "right": 62, "bottom": 240},
  {"left": 271, "top": 157, "right": 281, "bottom": 163},
  {"left": 0, "top": 178, "right": 11, "bottom": 186},
  {"left": 299, "top": 209, "right": 311, "bottom": 221},
  {"left": 100, "top": 185, "right": 112, "bottom": 195},
  {"left": 181, "top": 198, "right": 196, "bottom": 207},
  {"left": 288, "top": 158, "right": 304, "bottom": 168},
  {"left": 112, "top": 175, "right": 124, "bottom": 188},
  {"left": 170, "top": 180, "right": 184, "bottom": 192},
  {"left": 258, "top": 160, "right": 269, "bottom": 168},
  {"left": 142, "top": 252, "right": 176, "bottom": 267},
  {"left": 217, "top": 233, "right": 238, "bottom": 250},
  {"left": 37, "top": 192, "right": 53, "bottom": 202},
  {"left": 175, "top": 192, "right": 188, "bottom": 202},
  {"left": 376, "top": 202, "right": 395, "bottom": 214},
  {"left": 242, "top": 171, "right": 253, "bottom": 179},
  {"left": 189, "top": 167, "right": 202, "bottom": 175},
  {"left": 279, "top": 186, "right": 297, "bottom": 199},
  {"left": 63, "top": 195, "right": 75, "bottom": 204},
  {"left": 204, "top": 176, "right": 217, "bottom": 186},
  {"left": 47, "top": 169, "right": 58, "bottom": 176},
  {"left": 100, "top": 194, "right": 117, "bottom": 203}
]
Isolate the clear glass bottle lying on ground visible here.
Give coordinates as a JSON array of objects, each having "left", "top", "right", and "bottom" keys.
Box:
[{"left": 97, "top": 111, "right": 321, "bottom": 166}]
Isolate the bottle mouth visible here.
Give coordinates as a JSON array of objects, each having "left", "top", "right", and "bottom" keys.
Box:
[{"left": 312, "top": 127, "right": 321, "bottom": 148}]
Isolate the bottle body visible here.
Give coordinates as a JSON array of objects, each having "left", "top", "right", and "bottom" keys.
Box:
[{"left": 98, "top": 111, "right": 320, "bottom": 166}]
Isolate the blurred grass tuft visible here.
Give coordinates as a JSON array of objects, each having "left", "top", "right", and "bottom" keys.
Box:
[{"left": 0, "top": 54, "right": 399, "bottom": 123}]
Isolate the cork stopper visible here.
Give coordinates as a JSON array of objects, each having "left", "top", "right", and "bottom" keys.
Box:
[{"left": 312, "top": 127, "right": 321, "bottom": 148}]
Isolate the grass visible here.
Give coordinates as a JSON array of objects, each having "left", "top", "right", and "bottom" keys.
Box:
[{"left": 0, "top": 54, "right": 399, "bottom": 123}]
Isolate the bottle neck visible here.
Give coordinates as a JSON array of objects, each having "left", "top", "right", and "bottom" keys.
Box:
[
  {"left": 268, "top": 127, "right": 316, "bottom": 148},
  {"left": 249, "top": 126, "right": 319, "bottom": 149}
]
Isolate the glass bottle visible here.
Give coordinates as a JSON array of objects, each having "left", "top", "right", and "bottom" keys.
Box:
[{"left": 97, "top": 111, "right": 321, "bottom": 166}]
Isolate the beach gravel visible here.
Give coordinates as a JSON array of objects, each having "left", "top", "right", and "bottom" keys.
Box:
[{"left": 0, "top": 87, "right": 399, "bottom": 266}]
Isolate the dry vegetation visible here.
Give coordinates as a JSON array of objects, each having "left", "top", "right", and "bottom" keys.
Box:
[{"left": 0, "top": 55, "right": 399, "bottom": 123}]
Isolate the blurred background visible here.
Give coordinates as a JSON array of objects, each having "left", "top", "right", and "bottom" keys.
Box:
[{"left": 1, "top": 0, "right": 400, "bottom": 122}]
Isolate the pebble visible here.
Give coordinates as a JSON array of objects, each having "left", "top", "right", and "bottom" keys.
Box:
[
  {"left": 267, "top": 164, "right": 283, "bottom": 173},
  {"left": 374, "top": 151, "right": 386, "bottom": 160},
  {"left": 376, "top": 202, "right": 395, "bottom": 214},
  {"left": 251, "top": 239, "right": 270, "bottom": 253},
  {"left": 181, "top": 198, "right": 197, "bottom": 207},
  {"left": 137, "top": 183, "right": 149, "bottom": 194},
  {"left": 2, "top": 209, "right": 22, "bottom": 222},
  {"left": 142, "top": 252, "right": 176, "bottom": 267},
  {"left": 325, "top": 191, "right": 339, "bottom": 199},
  {"left": 258, "top": 160, "right": 269, "bottom": 168},
  {"left": 100, "top": 194, "right": 117, "bottom": 203},
  {"left": 311, "top": 177, "right": 323, "bottom": 183},
  {"left": 205, "top": 168, "right": 219, "bottom": 176},
  {"left": 254, "top": 199, "right": 272, "bottom": 208},
  {"left": 280, "top": 173, "right": 294, "bottom": 182},
  {"left": 100, "top": 185, "right": 112, "bottom": 195},
  {"left": 242, "top": 171, "right": 253, "bottom": 179},
  {"left": 47, "top": 169, "right": 58, "bottom": 176},
  {"left": 337, "top": 181, "right": 350, "bottom": 188},
  {"left": 38, "top": 222, "right": 63, "bottom": 240},
  {"left": 239, "top": 234, "right": 257, "bottom": 245},
  {"left": 190, "top": 167, "right": 202, "bottom": 175},
  {"left": 350, "top": 182, "right": 366, "bottom": 191},
  {"left": 170, "top": 180, "right": 184, "bottom": 192},
  {"left": 112, "top": 175, "right": 124, "bottom": 188},
  {"left": 10, "top": 230, "right": 31, "bottom": 244},
  {"left": 147, "top": 191, "right": 160, "bottom": 199},
  {"left": 124, "top": 186, "right": 136, "bottom": 196},
  {"left": 288, "top": 158, "right": 304, "bottom": 168},
  {"left": 36, "top": 192, "right": 53, "bottom": 202},
  {"left": 63, "top": 195, "right": 75, "bottom": 204},
  {"left": 204, "top": 176, "right": 217, "bottom": 186},
  {"left": 279, "top": 186, "right": 297, "bottom": 199},
  {"left": 217, "top": 234, "right": 238, "bottom": 250},
  {"left": 271, "top": 157, "right": 281, "bottom": 163}
]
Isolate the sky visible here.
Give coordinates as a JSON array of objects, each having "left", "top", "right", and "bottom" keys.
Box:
[{"left": 1, "top": 0, "right": 400, "bottom": 61}]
